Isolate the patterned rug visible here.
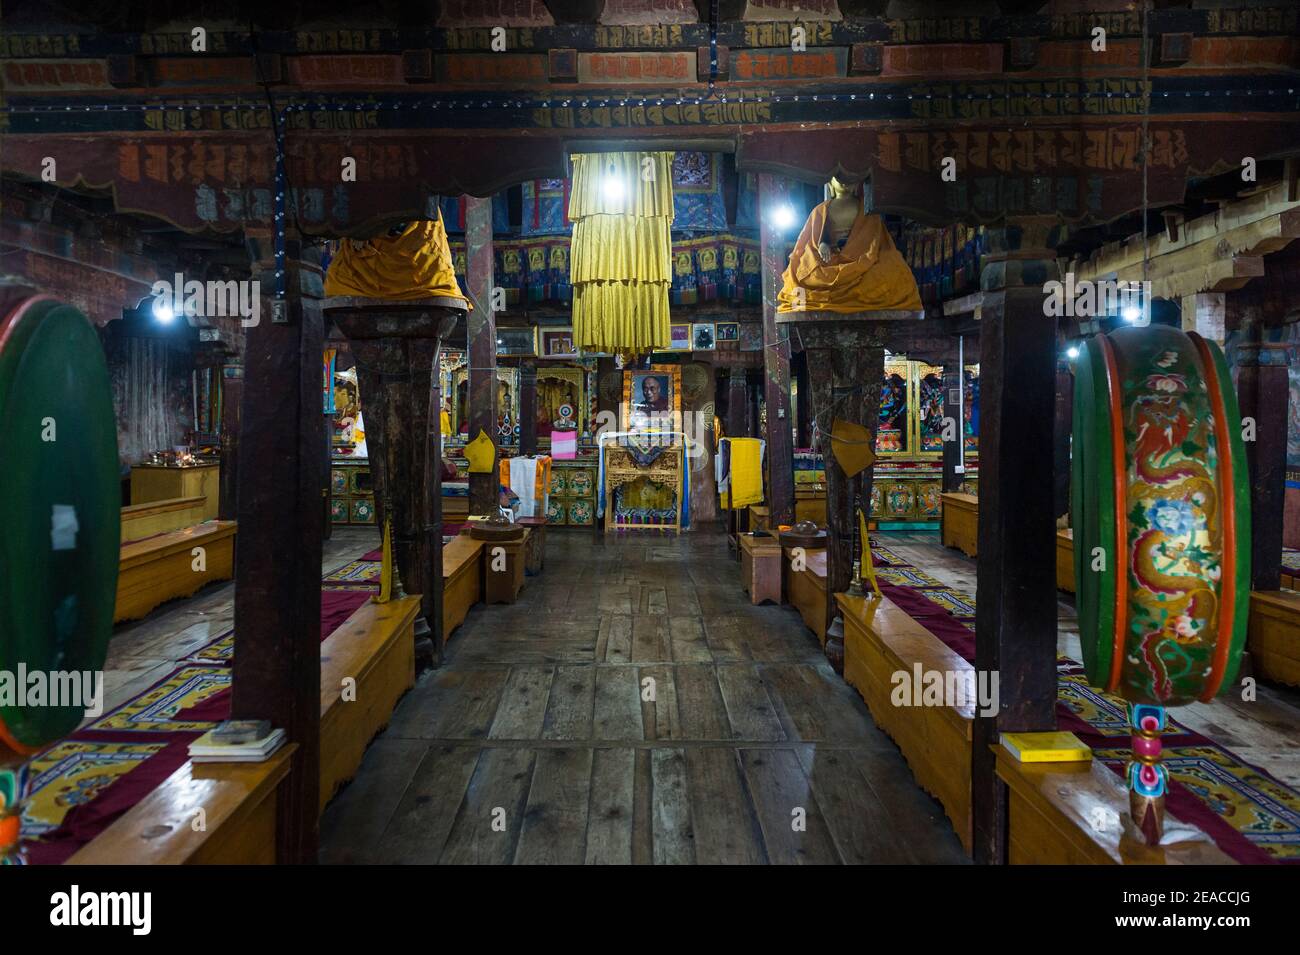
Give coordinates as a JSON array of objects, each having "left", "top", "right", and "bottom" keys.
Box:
[
  {"left": 1283, "top": 548, "right": 1300, "bottom": 574},
  {"left": 13, "top": 551, "right": 381, "bottom": 864},
  {"left": 870, "top": 536, "right": 1300, "bottom": 864}
]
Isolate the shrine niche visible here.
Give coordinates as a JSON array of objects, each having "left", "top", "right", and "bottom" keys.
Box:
[
  {"left": 534, "top": 366, "right": 585, "bottom": 439},
  {"left": 871, "top": 359, "right": 980, "bottom": 524},
  {"left": 449, "top": 359, "right": 520, "bottom": 446}
]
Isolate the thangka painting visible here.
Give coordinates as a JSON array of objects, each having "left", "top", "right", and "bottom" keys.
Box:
[
  {"left": 671, "top": 152, "right": 728, "bottom": 231},
  {"left": 521, "top": 178, "right": 570, "bottom": 235},
  {"left": 621, "top": 364, "right": 682, "bottom": 436},
  {"left": 878, "top": 360, "right": 910, "bottom": 455}
]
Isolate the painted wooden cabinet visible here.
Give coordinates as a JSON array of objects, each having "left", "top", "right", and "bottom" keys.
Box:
[{"left": 330, "top": 459, "right": 375, "bottom": 525}]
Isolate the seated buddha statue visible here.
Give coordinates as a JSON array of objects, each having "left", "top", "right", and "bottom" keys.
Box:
[
  {"left": 777, "top": 176, "right": 921, "bottom": 314},
  {"left": 324, "top": 211, "right": 471, "bottom": 307}
]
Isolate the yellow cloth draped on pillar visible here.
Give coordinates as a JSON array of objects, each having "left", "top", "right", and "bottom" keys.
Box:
[
  {"left": 722, "top": 438, "right": 764, "bottom": 509},
  {"left": 570, "top": 151, "right": 674, "bottom": 354},
  {"left": 777, "top": 203, "right": 921, "bottom": 313},
  {"left": 323, "top": 213, "right": 472, "bottom": 306}
]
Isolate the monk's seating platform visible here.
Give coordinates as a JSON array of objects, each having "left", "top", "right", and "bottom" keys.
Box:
[
  {"left": 319, "top": 595, "right": 419, "bottom": 812},
  {"left": 67, "top": 745, "right": 296, "bottom": 865},
  {"left": 994, "top": 747, "right": 1232, "bottom": 865},
  {"left": 1056, "top": 528, "right": 1075, "bottom": 593},
  {"left": 442, "top": 534, "right": 484, "bottom": 641},
  {"left": 120, "top": 495, "right": 207, "bottom": 542},
  {"left": 782, "top": 544, "right": 828, "bottom": 645},
  {"left": 114, "top": 521, "right": 237, "bottom": 623},
  {"left": 1248, "top": 589, "right": 1300, "bottom": 687},
  {"left": 940, "top": 492, "right": 978, "bottom": 558},
  {"left": 837, "top": 592, "right": 973, "bottom": 851}
]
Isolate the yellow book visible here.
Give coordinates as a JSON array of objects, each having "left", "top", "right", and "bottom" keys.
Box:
[{"left": 1000, "top": 731, "right": 1092, "bottom": 763}]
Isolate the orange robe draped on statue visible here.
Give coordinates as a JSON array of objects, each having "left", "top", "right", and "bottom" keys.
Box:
[
  {"left": 324, "top": 214, "right": 471, "bottom": 307},
  {"left": 777, "top": 202, "right": 921, "bottom": 313}
]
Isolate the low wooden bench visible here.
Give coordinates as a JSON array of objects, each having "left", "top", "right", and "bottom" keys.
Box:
[
  {"left": 319, "top": 595, "right": 419, "bottom": 813},
  {"left": 67, "top": 745, "right": 296, "bottom": 865},
  {"left": 484, "top": 528, "right": 531, "bottom": 605},
  {"left": 783, "top": 544, "right": 828, "bottom": 645},
  {"left": 114, "top": 521, "right": 237, "bottom": 623},
  {"left": 994, "top": 746, "right": 1233, "bottom": 864},
  {"left": 442, "top": 534, "right": 484, "bottom": 641},
  {"left": 120, "top": 495, "right": 207, "bottom": 543},
  {"left": 940, "top": 492, "right": 978, "bottom": 558},
  {"left": 838, "top": 592, "right": 973, "bottom": 851},
  {"left": 1056, "top": 528, "right": 1075, "bottom": 593},
  {"left": 1249, "top": 589, "right": 1300, "bottom": 687},
  {"left": 740, "top": 533, "right": 782, "bottom": 605}
]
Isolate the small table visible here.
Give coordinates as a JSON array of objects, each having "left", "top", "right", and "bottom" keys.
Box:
[
  {"left": 130, "top": 463, "right": 220, "bottom": 521},
  {"left": 739, "top": 533, "right": 783, "bottom": 606},
  {"left": 483, "top": 528, "right": 531, "bottom": 605},
  {"left": 518, "top": 516, "right": 547, "bottom": 575}
]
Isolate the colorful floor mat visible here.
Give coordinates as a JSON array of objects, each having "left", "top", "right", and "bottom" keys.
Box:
[
  {"left": 14, "top": 553, "right": 379, "bottom": 864},
  {"left": 870, "top": 536, "right": 1300, "bottom": 864},
  {"left": 1283, "top": 548, "right": 1300, "bottom": 574}
]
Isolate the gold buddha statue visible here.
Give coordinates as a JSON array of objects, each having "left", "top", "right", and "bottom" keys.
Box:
[{"left": 777, "top": 176, "right": 922, "bottom": 314}]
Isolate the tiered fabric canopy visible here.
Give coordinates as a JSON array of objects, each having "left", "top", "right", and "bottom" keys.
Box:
[{"left": 570, "top": 151, "right": 675, "bottom": 354}]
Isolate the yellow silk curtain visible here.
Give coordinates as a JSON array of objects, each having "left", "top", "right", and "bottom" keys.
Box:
[
  {"left": 570, "top": 151, "right": 674, "bottom": 354},
  {"left": 323, "top": 212, "right": 471, "bottom": 305}
]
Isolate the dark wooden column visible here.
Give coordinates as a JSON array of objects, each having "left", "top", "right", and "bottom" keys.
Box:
[
  {"left": 218, "top": 358, "right": 243, "bottom": 520},
  {"left": 231, "top": 230, "right": 324, "bottom": 864},
  {"left": 594, "top": 356, "right": 618, "bottom": 546},
  {"left": 941, "top": 364, "right": 963, "bottom": 493},
  {"left": 1232, "top": 300, "right": 1289, "bottom": 591},
  {"left": 725, "top": 365, "right": 749, "bottom": 439},
  {"left": 758, "top": 173, "right": 795, "bottom": 525},
  {"left": 788, "top": 318, "right": 888, "bottom": 657},
  {"left": 464, "top": 196, "right": 498, "bottom": 514},
  {"left": 325, "top": 299, "right": 463, "bottom": 663},
  {"left": 1053, "top": 360, "right": 1074, "bottom": 520},
  {"left": 794, "top": 352, "right": 812, "bottom": 448},
  {"left": 520, "top": 359, "right": 538, "bottom": 456},
  {"left": 970, "top": 223, "right": 1061, "bottom": 865}
]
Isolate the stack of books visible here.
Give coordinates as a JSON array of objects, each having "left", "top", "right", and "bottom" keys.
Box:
[{"left": 188, "top": 720, "right": 286, "bottom": 763}]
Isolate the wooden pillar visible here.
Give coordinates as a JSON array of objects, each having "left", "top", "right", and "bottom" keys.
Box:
[
  {"left": 970, "top": 224, "right": 1061, "bottom": 865},
  {"left": 798, "top": 323, "right": 885, "bottom": 649},
  {"left": 794, "top": 352, "right": 812, "bottom": 448},
  {"left": 325, "top": 301, "right": 462, "bottom": 662},
  {"left": 520, "top": 359, "right": 538, "bottom": 456},
  {"left": 1233, "top": 302, "right": 1289, "bottom": 590},
  {"left": 1053, "top": 360, "right": 1073, "bottom": 520},
  {"left": 941, "top": 364, "right": 963, "bottom": 493},
  {"left": 464, "top": 196, "right": 498, "bottom": 515},
  {"left": 726, "top": 365, "right": 749, "bottom": 439},
  {"left": 231, "top": 230, "right": 324, "bottom": 864},
  {"left": 218, "top": 359, "right": 243, "bottom": 520},
  {"left": 594, "top": 356, "right": 617, "bottom": 545},
  {"left": 758, "top": 174, "right": 795, "bottom": 524}
]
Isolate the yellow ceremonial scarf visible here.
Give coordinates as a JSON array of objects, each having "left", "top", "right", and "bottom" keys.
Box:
[
  {"left": 324, "top": 214, "right": 472, "bottom": 306},
  {"left": 723, "top": 438, "right": 764, "bottom": 509},
  {"left": 777, "top": 202, "right": 921, "bottom": 313}
]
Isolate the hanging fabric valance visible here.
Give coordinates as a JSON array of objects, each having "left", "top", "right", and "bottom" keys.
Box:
[{"left": 570, "top": 151, "right": 675, "bottom": 354}]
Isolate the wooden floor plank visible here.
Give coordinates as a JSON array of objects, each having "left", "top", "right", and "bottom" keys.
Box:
[
  {"left": 650, "top": 747, "right": 696, "bottom": 864},
  {"left": 630, "top": 614, "right": 672, "bottom": 663},
  {"left": 585, "top": 747, "right": 637, "bottom": 865},
  {"left": 596, "top": 613, "right": 633, "bottom": 665},
  {"left": 668, "top": 615, "right": 712, "bottom": 663},
  {"left": 593, "top": 666, "right": 645, "bottom": 741},
  {"left": 319, "top": 738, "right": 429, "bottom": 864},
  {"left": 638, "top": 665, "right": 681, "bottom": 741},
  {"left": 673, "top": 665, "right": 732, "bottom": 741},
  {"left": 487, "top": 666, "right": 555, "bottom": 741},
  {"left": 371, "top": 743, "right": 482, "bottom": 864},
  {"left": 740, "top": 748, "right": 842, "bottom": 864},
  {"left": 540, "top": 664, "right": 596, "bottom": 741},
  {"left": 514, "top": 747, "right": 594, "bottom": 865},
  {"left": 439, "top": 747, "right": 537, "bottom": 865},
  {"left": 796, "top": 746, "right": 914, "bottom": 864},
  {"left": 684, "top": 747, "right": 767, "bottom": 864},
  {"left": 716, "top": 664, "right": 786, "bottom": 742}
]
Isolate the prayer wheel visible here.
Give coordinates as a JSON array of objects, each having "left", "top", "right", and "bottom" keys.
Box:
[
  {"left": 1071, "top": 324, "right": 1250, "bottom": 842},
  {"left": 0, "top": 291, "right": 120, "bottom": 763}
]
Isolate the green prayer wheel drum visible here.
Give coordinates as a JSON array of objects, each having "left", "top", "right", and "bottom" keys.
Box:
[
  {"left": 0, "top": 293, "right": 120, "bottom": 757},
  {"left": 1071, "top": 325, "right": 1250, "bottom": 707}
]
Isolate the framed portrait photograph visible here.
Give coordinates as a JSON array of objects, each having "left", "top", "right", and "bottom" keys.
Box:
[
  {"left": 620, "top": 364, "right": 682, "bottom": 435},
  {"left": 716, "top": 322, "right": 740, "bottom": 342},
  {"left": 669, "top": 323, "right": 692, "bottom": 350},
  {"left": 692, "top": 323, "right": 716, "bottom": 351},
  {"left": 537, "top": 326, "right": 578, "bottom": 358},
  {"left": 496, "top": 328, "right": 535, "bottom": 356}
]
